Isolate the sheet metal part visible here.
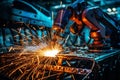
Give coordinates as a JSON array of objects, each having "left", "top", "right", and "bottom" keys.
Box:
[{"left": 0, "top": 49, "right": 120, "bottom": 80}]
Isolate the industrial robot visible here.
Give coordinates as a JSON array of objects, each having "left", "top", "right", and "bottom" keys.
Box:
[{"left": 52, "top": 0, "right": 120, "bottom": 50}]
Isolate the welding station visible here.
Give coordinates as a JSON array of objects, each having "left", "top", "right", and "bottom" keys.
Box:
[{"left": 0, "top": 0, "right": 120, "bottom": 80}]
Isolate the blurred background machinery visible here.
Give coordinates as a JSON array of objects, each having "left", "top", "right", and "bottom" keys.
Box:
[{"left": 0, "top": 0, "right": 52, "bottom": 53}]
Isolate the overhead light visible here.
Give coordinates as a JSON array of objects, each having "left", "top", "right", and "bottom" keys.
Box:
[
  {"left": 51, "top": 4, "right": 68, "bottom": 9},
  {"left": 112, "top": 8, "right": 116, "bottom": 12},
  {"left": 107, "top": 8, "right": 112, "bottom": 12}
]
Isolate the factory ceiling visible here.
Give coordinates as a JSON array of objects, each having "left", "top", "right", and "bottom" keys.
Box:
[
  {"left": 1, "top": 0, "right": 120, "bottom": 21},
  {"left": 23, "top": 0, "right": 120, "bottom": 10}
]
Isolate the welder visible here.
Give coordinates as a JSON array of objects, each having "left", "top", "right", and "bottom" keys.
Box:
[{"left": 51, "top": 0, "right": 120, "bottom": 49}]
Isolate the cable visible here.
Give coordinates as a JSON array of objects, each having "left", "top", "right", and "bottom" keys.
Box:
[{"left": 82, "top": 59, "right": 95, "bottom": 80}]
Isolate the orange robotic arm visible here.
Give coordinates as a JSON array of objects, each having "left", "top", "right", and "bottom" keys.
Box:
[{"left": 82, "top": 7, "right": 120, "bottom": 49}]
